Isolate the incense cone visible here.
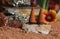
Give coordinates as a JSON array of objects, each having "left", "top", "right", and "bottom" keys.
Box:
[
  {"left": 38, "top": 9, "right": 48, "bottom": 24},
  {"left": 29, "top": 8, "right": 36, "bottom": 24}
]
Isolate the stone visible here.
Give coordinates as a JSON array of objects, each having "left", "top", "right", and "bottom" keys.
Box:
[
  {"left": 22, "top": 24, "right": 38, "bottom": 33},
  {"left": 36, "top": 24, "right": 51, "bottom": 34},
  {"left": 22, "top": 24, "right": 51, "bottom": 34}
]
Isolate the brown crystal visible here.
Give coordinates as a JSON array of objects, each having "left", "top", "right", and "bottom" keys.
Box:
[{"left": 0, "top": 13, "right": 7, "bottom": 27}]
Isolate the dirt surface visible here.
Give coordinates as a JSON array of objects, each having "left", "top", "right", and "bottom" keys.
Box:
[{"left": 0, "top": 21, "right": 60, "bottom": 39}]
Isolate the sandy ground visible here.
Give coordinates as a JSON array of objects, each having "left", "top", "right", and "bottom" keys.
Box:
[{"left": 0, "top": 21, "right": 60, "bottom": 39}]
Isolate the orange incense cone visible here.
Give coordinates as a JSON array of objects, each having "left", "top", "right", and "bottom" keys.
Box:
[
  {"left": 29, "top": 8, "right": 36, "bottom": 24},
  {"left": 38, "top": 9, "right": 48, "bottom": 24}
]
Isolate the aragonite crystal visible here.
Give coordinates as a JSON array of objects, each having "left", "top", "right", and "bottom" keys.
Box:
[
  {"left": 8, "top": 20, "right": 22, "bottom": 28},
  {"left": 0, "top": 13, "right": 7, "bottom": 27}
]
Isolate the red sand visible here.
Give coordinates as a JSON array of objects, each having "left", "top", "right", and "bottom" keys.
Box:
[{"left": 0, "top": 21, "right": 60, "bottom": 39}]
